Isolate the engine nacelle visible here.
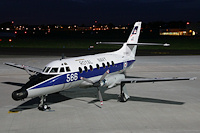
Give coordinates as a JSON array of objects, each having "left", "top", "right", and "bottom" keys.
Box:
[{"left": 104, "top": 74, "right": 125, "bottom": 88}]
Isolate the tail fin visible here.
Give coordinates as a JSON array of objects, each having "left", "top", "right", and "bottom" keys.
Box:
[
  {"left": 126, "top": 22, "right": 142, "bottom": 56},
  {"left": 127, "top": 22, "right": 142, "bottom": 44}
]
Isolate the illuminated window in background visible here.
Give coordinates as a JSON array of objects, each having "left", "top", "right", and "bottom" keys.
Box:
[{"left": 192, "top": 31, "right": 195, "bottom": 36}]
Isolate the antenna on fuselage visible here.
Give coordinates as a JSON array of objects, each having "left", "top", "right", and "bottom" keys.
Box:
[{"left": 60, "top": 53, "right": 65, "bottom": 60}]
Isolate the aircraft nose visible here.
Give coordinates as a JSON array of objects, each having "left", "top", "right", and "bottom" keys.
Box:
[{"left": 12, "top": 89, "right": 28, "bottom": 101}]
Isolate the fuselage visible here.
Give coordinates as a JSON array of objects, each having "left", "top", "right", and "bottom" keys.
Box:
[{"left": 12, "top": 50, "right": 135, "bottom": 100}]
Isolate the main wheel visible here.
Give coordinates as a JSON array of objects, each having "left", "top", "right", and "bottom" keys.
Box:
[{"left": 38, "top": 104, "right": 50, "bottom": 111}]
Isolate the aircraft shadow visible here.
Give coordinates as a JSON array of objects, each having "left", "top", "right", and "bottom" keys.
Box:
[
  {"left": 9, "top": 93, "right": 72, "bottom": 112},
  {"left": 9, "top": 86, "right": 184, "bottom": 112},
  {"left": 63, "top": 87, "right": 185, "bottom": 106},
  {"left": 2, "top": 82, "right": 25, "bottom": 87}
]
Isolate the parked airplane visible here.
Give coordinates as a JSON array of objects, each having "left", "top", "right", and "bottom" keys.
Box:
[{"left": 5, "top": 22, "right": 196, "bottom": 111}]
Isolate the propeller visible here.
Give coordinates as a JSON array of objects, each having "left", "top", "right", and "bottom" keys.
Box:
[{"left": 80, "top": 69, "right": 110, "bottom": 105}]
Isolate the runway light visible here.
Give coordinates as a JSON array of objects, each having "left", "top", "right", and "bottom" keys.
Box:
[
  {"left": 9, "top": 39, "right": 12, "bottom": 42},
  {"left": 24, "top": 31, "right": 27, "bottom": 34},
  {"left": 187, "top": 22, "right": 190, "bottom": 25},
  {"left": 14, "top": 31, "right": 17, "bottom": 34},
  {"left": 0, "top": 39, "right": 2, "bottom": 41}
]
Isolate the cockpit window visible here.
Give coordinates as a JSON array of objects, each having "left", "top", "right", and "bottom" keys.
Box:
[
  {"left": 60, "top": 67, "right": 65, "bottom": 73},
  {"left": 45, "top": 67, "right": 51, "bottom": 73},
  {"left": 42, "top": 67, "right": 47, "bottom": 72},
  {"left": 50, "top": 68, "right": 58, "bottom": 73},
  {"left": 65, "top": 67, "right": 71, "bottom": 72}
]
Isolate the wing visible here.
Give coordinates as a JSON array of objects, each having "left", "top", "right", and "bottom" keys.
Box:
[
  {"left": 4, "top": 62, "right": 42, "bottom": 74},
  {"left": 121, "top": 77, "right": 197, "bottom": 84}
]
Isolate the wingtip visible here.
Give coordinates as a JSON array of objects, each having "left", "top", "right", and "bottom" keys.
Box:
[
  {"left": 190, "top": 77, "right": 197, "bottom": 80},
  {"left": 164, "top": 43, "right": 170, "bottom": 47},
  {"left": 96, "top": 42, "right": 101, "bottom": 45}
]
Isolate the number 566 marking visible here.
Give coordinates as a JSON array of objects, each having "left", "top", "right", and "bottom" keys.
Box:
[{"left": 66, "top": 73, "right": 78, "bottom": 82}]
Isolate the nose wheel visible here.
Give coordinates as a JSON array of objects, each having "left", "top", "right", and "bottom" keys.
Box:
[{"left": 38, "top": 95, "right": 51, "bottom": 111}]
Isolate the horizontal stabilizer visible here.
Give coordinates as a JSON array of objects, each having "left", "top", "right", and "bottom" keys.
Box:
[
  {"left": 96, "top": 42, "right": 124, "bottom": 45},
  {"left": 96, "top": 42, "right": 170, "bottom": 47},
  {"left": 127, "top": 43, "right": 170, "bottom": 47}
]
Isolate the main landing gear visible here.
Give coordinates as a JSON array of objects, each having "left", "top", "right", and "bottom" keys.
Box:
[
  {"left": 118, "top": 83, "right": 130, "bottom": 102},
  {"left": 38, "top": 95, "right": 51, "bottom": 111}
]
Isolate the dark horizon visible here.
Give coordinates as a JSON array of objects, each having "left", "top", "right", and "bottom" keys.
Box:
[{"left": 1, "top": 0, "right": 200, "bottom": 25}]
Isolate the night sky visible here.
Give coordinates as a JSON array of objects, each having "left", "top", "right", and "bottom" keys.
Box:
[{"left": 1, "top": 0, "right": 200, "bottom": 25}]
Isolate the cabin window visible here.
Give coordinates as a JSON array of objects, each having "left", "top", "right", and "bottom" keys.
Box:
[
  {"left": 64, "top": 62, "right": 68, "bottom": 65},
  {"left": 89, "top": 65, "right": 93, "bottom": 71},
  {"left": 84, "top": 66, "right": 88, "bottom": 72},
  {"left": 45, "top": 67, "right": 51, "bottom": 73},
  {"left": 96, "top": 64, "right": 100, "bottom": 69},
  {"left": 79, "top": 67, "right": 83, "bottom": 73},
  {"left": 111, "top": 61, "right": 115, "bottom": 66},
  {"left": 66, "top": 67, "right": 71, "bottom": 72},
  {"left": 50, "top": 68, "right": 58, "bottom": 73},
  {"left": 102, "top": 63, "right": 106, "bottom": 68},
  {"left": 60, "top": 67, "right": 65, "bottom": 73},
  {"left": 107, "top": 62, "right": 110, "bottom": 68}
]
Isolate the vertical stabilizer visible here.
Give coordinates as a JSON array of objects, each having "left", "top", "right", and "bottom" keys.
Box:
[
  {"left": 108, "top": 22, "right": 142, "bottom": 57},
  {"left": 127, "top": 22, "right": 142, "bottom": 44},
  {"left": 126, "top": 22, "right": 142, "bottom": 57}
]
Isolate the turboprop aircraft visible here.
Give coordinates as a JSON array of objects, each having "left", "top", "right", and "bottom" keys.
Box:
[{"left": 4, "top": 22, "right": 196, "bottom": 111}]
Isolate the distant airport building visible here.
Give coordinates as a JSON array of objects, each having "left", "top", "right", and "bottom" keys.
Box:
[{"left": 160, "top": 22, "right": 200, "bottom": 36}]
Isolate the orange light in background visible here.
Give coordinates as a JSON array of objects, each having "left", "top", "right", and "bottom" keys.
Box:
[
  {"left": 0, "top": 39, "right": 2, "bottom": 41},
  {"left": 187, "top": 22, "right": 190, "bottom": 25},
  {"left": 15, "top": 31, "right": 17, "bottom": 34},
  {"left": 24, "top": 31, "right": 27, "bottom": 34},
  {"left": 9, "top": 39, "right": 12, "bottom": 42}
]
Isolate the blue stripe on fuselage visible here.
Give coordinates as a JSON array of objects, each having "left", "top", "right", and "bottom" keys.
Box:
[{"left": 29, "top": 60, "right": 135, "bottom": 90}]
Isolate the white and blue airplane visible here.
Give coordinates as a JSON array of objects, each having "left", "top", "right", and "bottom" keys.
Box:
[{"left": 5, "top": 22, "right": 196, "bottom": 111}]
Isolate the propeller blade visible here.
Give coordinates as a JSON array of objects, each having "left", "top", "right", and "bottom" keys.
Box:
[
  {"left": 100, "top": 69, "right": 110, "bottom": 81},
  {"left": 80, "top": 77, "right": 94, "bottom": 84},
  {"left": 97, "top": 88, "right": 103, "bottom": 105}
]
